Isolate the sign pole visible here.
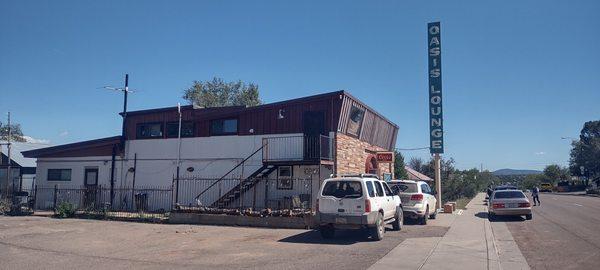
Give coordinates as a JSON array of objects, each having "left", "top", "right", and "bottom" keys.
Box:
[
  {"left": 434, "top": 153, "right": 442, "bottom": 209},
  {"left": 428, "top": 22, "right": 444, "bottom": 210}
]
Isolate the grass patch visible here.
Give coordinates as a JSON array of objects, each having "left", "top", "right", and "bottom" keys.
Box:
[{"left": 455, "top": 197, "right": 473, "bottom": 210}]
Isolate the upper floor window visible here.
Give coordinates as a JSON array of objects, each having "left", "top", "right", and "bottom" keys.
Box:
[
  {"left": 48, "top": 169, "right": 71, "bottom": 181},
  {"left": 166, "top": 122, "right": 195, "bottom": 138},
  {"left": 347, "top": 105, "right": 365, "bottom": 137},
  {"left": 136, "top": 123, "right": 163, "bottom": 139},
  {"left": 210, "top": 118, "right": 238, "bottom": 136}
]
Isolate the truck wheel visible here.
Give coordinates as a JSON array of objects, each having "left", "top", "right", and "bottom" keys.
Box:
[
  {"left": 320, "top": 225, "right": 335, "bottom": 239},
  {"left": 525, "top": 214, "right": 533, "bottom": 220},
  {"left": 370, "top": 213, "right": 385, "bottom": 241},
  {"left": 420, "top": 207, "right": 429, "bottom": 225},
  {"left": 392, "top": 209, "right": 403, "bottom": 231}
]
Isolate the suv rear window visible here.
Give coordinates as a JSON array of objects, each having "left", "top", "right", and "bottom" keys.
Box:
[
  {"left": 391, "top": 183, "right": 418, "bottom": 193},
  {"left": 322, "top": 181, "right": 363, "bottom": 198},
  {"left": 494, "top": 191, "right": 525, "bottom": 199}
]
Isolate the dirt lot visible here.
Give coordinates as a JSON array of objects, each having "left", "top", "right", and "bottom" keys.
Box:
[{"left": 0, "top": 215, "right": 448, "bottom": 270}]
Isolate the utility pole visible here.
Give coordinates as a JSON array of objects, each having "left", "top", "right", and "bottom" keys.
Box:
[
  {"left": 6, "top": 112, "right": 12, "bottom": 197},
  {"left": 121, "top": 74, "right": 129, "bottom": 151}
]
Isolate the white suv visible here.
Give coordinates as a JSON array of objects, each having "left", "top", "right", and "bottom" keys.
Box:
[
  {"left": 389, "top": 180, "right": 437, "bottom": 225},
  {"left": 316, "top": 174, "right": 403, "bottom": 241}
]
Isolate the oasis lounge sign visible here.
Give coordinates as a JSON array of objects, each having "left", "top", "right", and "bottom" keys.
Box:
[{"left": 428, "top": 22, "right": 444, "bottom": 154}]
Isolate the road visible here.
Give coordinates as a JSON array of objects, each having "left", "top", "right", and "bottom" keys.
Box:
[
  {"left": 0, "top": 215, "right": 448, "bottom": 270},
  {"left": 505, "top": 193, "right": 600, "bottom": 270}
]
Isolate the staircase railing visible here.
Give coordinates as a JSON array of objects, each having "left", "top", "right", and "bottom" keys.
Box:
[{"left": 193, "top": 143, "right": 266, "bottom": 201}]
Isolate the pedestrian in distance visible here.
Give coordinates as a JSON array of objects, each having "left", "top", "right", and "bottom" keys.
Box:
[{"left": 532, "top": 186, "right": 541, "bottom": 206}]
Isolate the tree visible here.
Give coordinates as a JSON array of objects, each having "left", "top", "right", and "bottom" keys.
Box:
[
  {"left": 182, "top": 77, "right": 261, "bottom": 108},
  {"left": 569, "top": 120, "right": 600, "bottom": 184},
  {"left": 0, "top": 122, "right": 26, "bottom": 142},
  {"left": 541, "top": 164, "right": 570, "bottom": 184},
  {"left": 408, "top": 157, "right": 425, "bottom": 173},
  {"left": 393, "top": 150, "right": 408, "bottom": 179}
]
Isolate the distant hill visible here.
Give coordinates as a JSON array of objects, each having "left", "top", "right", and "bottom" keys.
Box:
[{"left": 493, "top": 169, "right": 542, "bottom": 176}]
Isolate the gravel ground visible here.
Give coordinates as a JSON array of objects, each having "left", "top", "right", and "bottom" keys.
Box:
[{"left": 0, "top": 215, "right": 449, "bottom": 270}]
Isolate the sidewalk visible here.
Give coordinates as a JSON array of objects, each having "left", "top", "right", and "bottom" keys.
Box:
[{"left": 369, "top": 193, "right": 529, "bottom": 270}]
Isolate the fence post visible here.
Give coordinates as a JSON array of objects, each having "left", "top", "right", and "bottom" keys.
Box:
[
  {"left": 53, "top": 184, "right": 58, "bottom": 212},
  {"left": 33, "top": 184, "right": 38, "bottom": 211},
  {"left": 264, "top": 178, "right": 269, "bottom": 209},
  {"left": 175, "top": 175, "right": 179, "bottom": 206},
  {"left": 252, "top": 179, "right": 257, "bottom": 210},
  {"left": 239, "top": 178, "right": 243, "bottom": 212}
]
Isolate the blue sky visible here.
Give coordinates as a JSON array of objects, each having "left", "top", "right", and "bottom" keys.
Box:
[{"left": 1, "top": 1, "right": 599, "bottom": 171}]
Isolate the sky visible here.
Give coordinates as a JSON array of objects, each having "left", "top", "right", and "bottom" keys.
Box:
[{"left": 1, "top": 0, "right": 599, "bottom": 171}]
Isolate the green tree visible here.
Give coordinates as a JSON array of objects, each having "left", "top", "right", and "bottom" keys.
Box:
[
  {"left": 542, "top": 164, "right": 570, "bottom": 184},
  {"left": 393, "top": 150, "right": 408, "bottom": 179},
  {"left": 569, "top": 120, "right": 600, "bottom": 184},
  {"left": 182, "top": 77, "right": 261, "bottom": 108},
  {"left": 0, "top": 122, "right": 26, "bottom": 142}
]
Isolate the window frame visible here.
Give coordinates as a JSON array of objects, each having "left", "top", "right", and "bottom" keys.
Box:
[
  {"left": 346, "top": 105, "right": 366, "bottom": 138},
  {"left": 209, "top": 118, "right": 239, "bottom": 136},
  {"left": 374, "top": 181, "right": 384, "bottom": 197},
  {"left": 166, "top": 121, "right": 195, "bottom": 138},
  {"left": 47, "top": 169, "right": 72, "bottom": 182},
  {"left": 383, "top": 182, "right": 394, "bottom": 196},
  {"left": 136, "top": 122, "right": 164, "bottom": 139},
  {"left": 366, "top": 181, "right": 376, "bottom": 198}
]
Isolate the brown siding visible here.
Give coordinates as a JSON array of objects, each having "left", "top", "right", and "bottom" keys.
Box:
[{"left": 337, "top": 95, "right": 398, "bottom": 151}]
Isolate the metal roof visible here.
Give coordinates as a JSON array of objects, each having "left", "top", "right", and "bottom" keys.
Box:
[{"left": 0, "top": 141, "right": 51, "bottom": 168}]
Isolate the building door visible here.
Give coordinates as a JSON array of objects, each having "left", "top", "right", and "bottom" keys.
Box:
[
  {"left": 303, "top": 111, "right": 326, "bottom": 160},
  {"left": 84, "top": 168, "right": 99, "bottom": 208}
]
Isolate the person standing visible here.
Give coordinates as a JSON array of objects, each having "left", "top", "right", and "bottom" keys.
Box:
[{"left": 532, "top": 186, "right": 541, "bottom": 206}]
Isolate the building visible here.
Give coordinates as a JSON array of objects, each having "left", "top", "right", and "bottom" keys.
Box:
[
  {"left": 404, "top": 166, "right": 433, "bottom": 182},
  {"left": 22, "top": 91, "right": 398, "bottom": 210},
  {"left": 1, "top": 141, "right": 49, "bottom": 195}
]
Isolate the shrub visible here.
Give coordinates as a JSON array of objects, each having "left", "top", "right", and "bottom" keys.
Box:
[{"left": 55, "top": 202, "right": 76, "bottom": 218}]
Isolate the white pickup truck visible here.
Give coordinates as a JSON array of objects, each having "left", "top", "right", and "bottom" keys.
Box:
[{"left": 316, "top": 174, "right": 403, "bottom": 241}]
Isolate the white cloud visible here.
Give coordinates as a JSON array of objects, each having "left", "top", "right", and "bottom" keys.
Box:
[
  {"left": 59, "top": 131, "right": 69, "bottom": 137},
  {"left": 534, "top": 151, "right": 546, "bottom": 155},
  {"left": 23, "top": 136, "right": 51, "bottom": 144}
]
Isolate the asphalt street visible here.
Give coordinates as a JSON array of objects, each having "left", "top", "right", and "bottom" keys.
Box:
[{"left": 505, "top": 193, "right": 600, "bottom": 270}]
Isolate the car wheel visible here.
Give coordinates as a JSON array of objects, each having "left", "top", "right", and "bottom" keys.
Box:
[
  {"left": 392, "top": 208, "right": 403, "bottom": 231},
  {"left": 319, "top": 225, "right": 335, "bottom": 239},
  {"left": 420, "top": 207, "right": 429, "bottom": 225},
  {"left": 525, "top": 214, "right": 532, "bottom": 220},
  {"left": 370, "top": 213, "right": 385, "bottom": 241}
]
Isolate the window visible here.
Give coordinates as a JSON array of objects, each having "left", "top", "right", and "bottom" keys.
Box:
[
  {"left": 322, "top": 181, "right": 363, "bottom": 198},
  {"left": 421, "top": 184, "right": 431, "bottom": 194},
  {"left": 48, "top": 169, "right": 71, "bottom": 181},
  {"left": 210, "top": 119, "right": 238, "bottom": 135},
  {"left": 391, "top": 182, "right": 418, "bottom": 193},
  {"left": 166, "top": 122, "right": 195, "bottom": 138},
  {"left": 136, "top": 123, "right": 163, "bottom": 139},
  {"left": 346, "top": 105, "right": 365, "bottom": 137},
  {"left": 383, "top": 183, "right": 394, "bottom": 196},
  {"left": 366, "top": 181, "right": 375, "bottom": 197},
  {"left": 374, "top": 181, "right": 384, "bottom": 197},
  {"left": 494, "top": 191, "right": 526, "bottom": 199},
  {"left": 277, "top": 166, "right": 293, "bottom": 190}
]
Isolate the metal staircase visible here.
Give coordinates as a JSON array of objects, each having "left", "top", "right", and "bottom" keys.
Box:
[{"left": 211, "top": 164, "right": 277, "bottom": 208}]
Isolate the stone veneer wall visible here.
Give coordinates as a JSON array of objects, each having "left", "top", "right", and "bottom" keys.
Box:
[{"left": 335, "top": 133, "right": 393, "bottom": 178}]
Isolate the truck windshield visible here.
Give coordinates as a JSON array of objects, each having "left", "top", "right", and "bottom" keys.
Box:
[{"left": 322, "top": 181, "right": 363, "bottom": 198}]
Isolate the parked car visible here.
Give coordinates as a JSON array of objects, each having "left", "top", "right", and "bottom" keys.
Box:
[
  {"left": 488, "top": 190, "right": 532, "bottom": 221},
  {"left": 494, "top": 185, "right": 518, "bottom": 191},
  {"left": 316, "top": 174, "right": 403, "bottom": 241},
  {"left": 389, "top": 180, "right": 437, "bottom": 225}
]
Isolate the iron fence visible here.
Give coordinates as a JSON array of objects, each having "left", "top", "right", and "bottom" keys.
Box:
[
  {"left": 33, "top": 185, "right": 173, "bottom": 219},
  {"left": 175, "top": 177, "right": 315, "bottom": 211}
]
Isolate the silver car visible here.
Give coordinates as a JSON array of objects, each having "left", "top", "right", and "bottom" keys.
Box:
[{"left": 488, "top": 190, "right": 532, "bottom": 220}]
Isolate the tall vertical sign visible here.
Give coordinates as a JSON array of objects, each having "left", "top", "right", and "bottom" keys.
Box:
[
  {"left": 428, "top": 22, "right": 443, "bottom": 210},
  {"left": 428, "top": 22, "right": 443, "bottom": 154}
]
